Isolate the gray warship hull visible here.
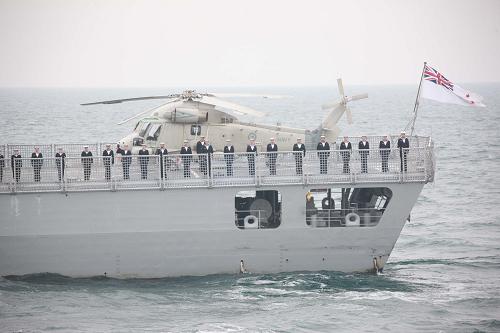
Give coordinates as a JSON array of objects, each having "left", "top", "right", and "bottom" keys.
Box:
[{"left": 0, "top": 136, "right": 434, "bottom": 278}]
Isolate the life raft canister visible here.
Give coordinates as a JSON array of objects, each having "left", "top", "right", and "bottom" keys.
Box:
[
  {"left": 345, "top": 212, "right": 360, "bottom": 227},
  {"left": 244, "top": 215, "right": 259, "bottom": 228}
]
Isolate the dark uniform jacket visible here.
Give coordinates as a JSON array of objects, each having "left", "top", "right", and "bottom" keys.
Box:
[
  {"left": 293, "top": 143, "right": 306, "bottom": 156},
  {"left": 11, "top": 154, "right": 22, "bottom": 168},
  {"left": 358, "top": 141, "right": 370, "bottom": 156},
  {"left": 116, "top": 146, "right": 124, "bottom": 155},
  {"left": 266, "top": 144, "right": 278, "bottom": 152},
  {"left": 122, "top": 150, "right": 132, "bottom": 165},
  {"left": 138, "top": 149, "right": 149, "bottom": 164},
  {"left": 0, "top": 154, "right": 4, "bottom": 168},
  {"left": 206, "top": 145, "right": 214, "bottom": 155},
  {"left": 156, "top": 148, "right": 168, "bottom": 156},
  {"left": 102, "top": 149, "right": 114, "bottom": 165},
  {"left": 246, "top": 145, "right": 257, "bottom": 153},
  {"left": 317, "top": 141, "right": 330, "bottom": 157},
  {"left": 196, "top": 141, "right": 205, "bottom": 154},
  {"left": 180, "top": 146, "right": 193, "bottom": 161},
  {"left": 55, "top": 152, "right": 66, "bottom": 167},
  {"left": 81, "top": 151, "right": 93, "bottom": 164},
  {"left": 379, "top": 140, "right": 391, "bottom": 156},
  {"left": 340, "top": 141, "right": 352, "bottom": 159},
  {"left": 224, "top": 145, "right": 235, "bottom": 162},
  {"left": 397, "top": 138, "right": 410, "bottom": 150},
  {"left": 31, "top": 152, "right": 43, "bottom": 168}
]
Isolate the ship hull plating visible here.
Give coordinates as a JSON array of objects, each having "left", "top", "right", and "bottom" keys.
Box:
[{"left": 0, "top": 183, "right": 423, "bottom": 278}]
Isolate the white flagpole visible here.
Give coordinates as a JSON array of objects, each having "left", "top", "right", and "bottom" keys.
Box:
[{"left": 406, "top": 62, "right": 427, "bottom": 135}]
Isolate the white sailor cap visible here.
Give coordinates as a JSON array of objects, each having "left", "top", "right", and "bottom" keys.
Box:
[
  {"left": 401, "top": 130, "right": 406, "bottom": 134},
  {"left": 83, "top": 145, "right": 89, "bottom": 148},
  {"left": 160, "top": 142, "right": 165, "bottom": 145},
  {"left": 320, "top": 135, "right": 326, "bottom": 138},
  {"left": 141, "top": 143, "right": 146, "bottom": 146},
  {"left": 183, "top": 139, "right": 188, "bottom": 143},
  {"left": 297, "top": 137, "right": 302, "bottom": 140},
  {"left": 270, "top": 137, "right": 275, "bottom": 140},
  {"left": 226, "top": 139, "right": 231, "bottom": 142}
]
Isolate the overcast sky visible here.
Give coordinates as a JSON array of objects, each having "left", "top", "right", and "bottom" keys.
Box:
[{"left": 0, "top": 0, "right": 498, "bottom": 87}]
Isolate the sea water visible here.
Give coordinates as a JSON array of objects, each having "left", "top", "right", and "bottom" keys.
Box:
[{"left": 0, "top": 84, "right": 499, "bottom": 332}]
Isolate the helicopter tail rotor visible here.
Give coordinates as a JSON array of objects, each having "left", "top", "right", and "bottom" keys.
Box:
[
  {"left": 345, "top": 106, "right": 353, "bottom": 125},
  {"left": 321, "top": 79, "right": 368, "bottom": 124}
]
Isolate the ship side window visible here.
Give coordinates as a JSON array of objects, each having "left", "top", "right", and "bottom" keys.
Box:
[
  {"left": 305, "top": 187, "right": 392, "bottom": 228},
  {"left": 235, "top": 190, "right": 281, "bottom": 229}
]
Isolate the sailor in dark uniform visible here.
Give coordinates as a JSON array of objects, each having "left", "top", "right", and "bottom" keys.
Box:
[
  {"left": 224, "top": 139, "right": 235, "bottom": 176},
  {"left": 379, "top": 135, "right": 391, "bottom": 172},
  {"left": 31, "top": 147, "right": 43, "bottom": 182},
  {"left": 11, "top": 149, "right": 22, "bottom": 183},
  {"left": 138, "top": 144, "right": 149, "bottom": 179},
  {"left": 246, "top": 139, "right": 257, "bottom": 176},
  {"left": 198, "top": 141, "right": 208, "bottom": 176},
  {"left": 102, "top": 144, "right": 114, "bottom": 181},
  {"left": 206, "top": 140, "right": 214, "bottom": 176},
  {"left": 196, "top": 136, "right": 206, "bottom": 154},
  {"left": 121, "top": 144, "right": 132, "bottom": 180},
  {"left": 293, "top": 137, "right": 306, "bottom": 175},
  {"left": 155, "top": 142, "right": 168, "bottom": 179},
  {"left": 81, "top": 146, "right": 93, "bottom": 181},
  {"left": 55, "top": 147, "right": 66, "bottom": 181},
  {"left": 316, "top": 135, "right": 330, "bottom": 174},
  {"left": 397, "top": 131, "right": 410, "bottom": 172},
  {"left": 0, "top": 153, "right": 4, "bottom": 182},
  {"left": 116, "top": 143, "right": 124, "bottom": 156},
  {"left": 340, "top": 136, "right": 352, "bottom": 173},
  {"left": 180, "top": 140, "right": 192, "bottom": 178},
  {"left": 358, "top": 135, "right": 369, "bottom": 173},
  {"left": 266, "top": 138, "right": 278, "bottom": 175}
]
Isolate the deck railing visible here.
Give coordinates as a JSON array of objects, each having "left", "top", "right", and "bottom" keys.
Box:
[{"left": 0, "top": 145, "right": 435, "bottom": 193}]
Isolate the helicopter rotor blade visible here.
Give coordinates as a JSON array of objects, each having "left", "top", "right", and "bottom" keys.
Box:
[
  {"left": 346, "top": 106, "right": 353, "bottom": 124},
  {"left": 201, "top": 96, "right": 266, "bottom": 117},
  {"left": 337, "top": 78, "right": 345, "bottom": 101},
  {"left": 117, "top": 98, "right": 181, "bottom": 125},
  {"left": 209, "top": 92, "right": 290, "bottom": 99},
  {"left": 349, "top": 93, "right": 368, "bottom": 102},
  {"left": 117, "top": 108, "right": 155, "bottom": 125},
  {"left": 81, "top": 95, "right": 178, "bottom": 106},
  {"left": 321, "top": 102, "right": 340, "bottom": 110}
]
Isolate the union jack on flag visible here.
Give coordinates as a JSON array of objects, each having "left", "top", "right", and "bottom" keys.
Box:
[{"left": 423, "top": 64, "right": 454, "bottom": 91}]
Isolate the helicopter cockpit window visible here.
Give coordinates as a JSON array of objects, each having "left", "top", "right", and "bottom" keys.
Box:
[
  {"left": 191, "top": 125, "right": 201, "bottom": 136},
  {"left": 146, "top": 124, "right": 161, "bottom": 141},
  {"left": 138, "top": 122, "right": 151, "bottom": 137}
]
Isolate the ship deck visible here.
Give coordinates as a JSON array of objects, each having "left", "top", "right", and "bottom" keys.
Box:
[{"left": 0, "top": 135, "right": 435, "bottom": 194}]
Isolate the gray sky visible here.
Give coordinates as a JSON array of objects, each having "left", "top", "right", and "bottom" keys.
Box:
[{"left": 0, "top": 0, "right": 499, "bottom": 87}]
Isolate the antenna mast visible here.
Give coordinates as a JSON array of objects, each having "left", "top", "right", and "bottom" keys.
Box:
[{"left": 406, "top": 62, "right": 427, "bottom": 135}]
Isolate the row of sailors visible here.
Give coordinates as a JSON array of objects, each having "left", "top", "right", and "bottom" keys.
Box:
[{"left": 0, "top": 132, "right": 410, "bottom": 183}]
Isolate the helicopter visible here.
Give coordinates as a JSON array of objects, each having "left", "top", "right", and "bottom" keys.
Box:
[{"left": 81, "top": 79, "right": 368, "bottom": 153}]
